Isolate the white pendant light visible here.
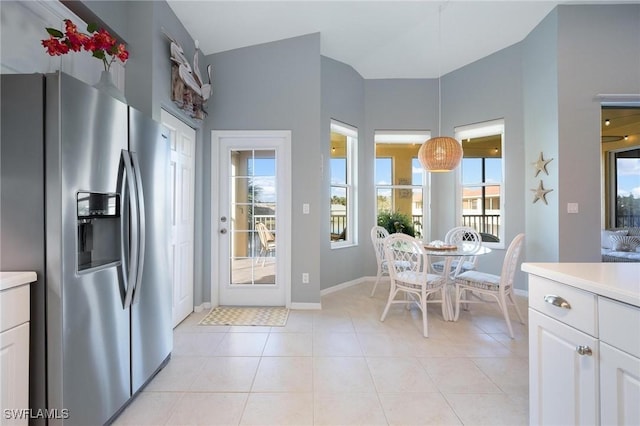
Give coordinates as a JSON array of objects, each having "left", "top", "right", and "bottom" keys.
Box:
[{"left": 418, "top": 4, "right": 463, "bottom": 172}]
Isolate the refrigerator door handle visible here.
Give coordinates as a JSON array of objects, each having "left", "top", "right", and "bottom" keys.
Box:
[
  {"left": 130, "top": 151, "right": 146, "bottom": 305},
  {"left": 121, "top": 149, "right": 139, "bottom": 309}
]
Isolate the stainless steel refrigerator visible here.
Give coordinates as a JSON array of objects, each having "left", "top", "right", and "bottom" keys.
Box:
[{"left": 1, "top": 72, "right": 172, "bottom": 425}]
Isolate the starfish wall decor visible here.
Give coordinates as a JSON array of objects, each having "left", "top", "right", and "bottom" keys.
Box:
[
  {"left": 531, "top": 180, "right": 553, "bottom": 205},
  {"left": 532, "top": 152, "right": 553, "bottom": 177}
]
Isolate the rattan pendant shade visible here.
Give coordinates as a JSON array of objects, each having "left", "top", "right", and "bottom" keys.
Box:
[
  {"left": 418, "top": 136, "right": 463, "bottom": 172},
  {"left": 418, "top": 4, "right": 464, "bottom": 173}
]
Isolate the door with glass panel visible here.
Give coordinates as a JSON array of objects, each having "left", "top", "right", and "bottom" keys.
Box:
[{"left": 214, "top": 131, "right": 291, "bottom": 306}]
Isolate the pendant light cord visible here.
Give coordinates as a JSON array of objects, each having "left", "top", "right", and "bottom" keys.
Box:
[{"left": 437, "top": 3, "right": 443, "bottom": 137}]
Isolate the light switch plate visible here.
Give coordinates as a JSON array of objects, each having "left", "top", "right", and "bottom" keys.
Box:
[{"left": 567, "top": 203, "right": 579, "bottom": 214}]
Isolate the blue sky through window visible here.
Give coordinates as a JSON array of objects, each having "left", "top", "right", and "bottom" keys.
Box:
[
  {"left": 618, "top": 158, "right": 640, "bottom": 198},
  {"left": 247, "top": 153, "right": 276, "bottom": 203},
  {"left": 462, "top": 158, "right": 502, "bottom": 185}
]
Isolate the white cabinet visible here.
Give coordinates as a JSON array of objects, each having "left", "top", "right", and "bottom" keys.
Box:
[
  {"left": 598, "top": 297, "right": 640, "bottom": 426},
  {"left": 1, "top": 323, "right": 30, "bottom": 425},
  {"left": 525, "top": 266, "right": 640, "bottom": 426},
  {"left": 599, "top": 343, "right": 640, "bottom": 425},
  {"left": 529, "top": 307, "right": 599, "bottom": 425},
  {"left": 0, "top": 272, "right": 34, "bottom": 426}
]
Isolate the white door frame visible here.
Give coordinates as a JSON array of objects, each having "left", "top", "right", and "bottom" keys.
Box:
[
  {"left": 210, "top": 130, "right": 291, "bottom": 307},
  {"left": 161, "top": 109, "right": 196, "bottom": 327}
]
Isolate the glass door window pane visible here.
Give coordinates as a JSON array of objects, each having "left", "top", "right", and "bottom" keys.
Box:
[
  {"left": 229, "top": 149, "right": 276, "bottom": 285},
  {"left": 615, "top": 153, "right": 640, "bottom": 227}
]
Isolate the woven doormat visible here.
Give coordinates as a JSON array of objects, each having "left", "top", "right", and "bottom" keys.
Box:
[{"left": 199, "top": 306, "right": 289, "bottom": 327}]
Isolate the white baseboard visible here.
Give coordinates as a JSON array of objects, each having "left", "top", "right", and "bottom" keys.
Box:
[
  {"left": 320, "top": 276, "right": 529, "bottom": 299},
  {"left": 514, "top": 288, "right": 529, "bottom": 298},
  {"left": 289, "top": 302, "right": 322, "bottom": 310},
  {"left": 320, "top": 276, "right": 373, "bottom": 296},
  {"left": 193, "top": 302, "right": 212, "bottom": 313},
  {"left": 195, "top": 280, "right": 527, "bottom": 312}
]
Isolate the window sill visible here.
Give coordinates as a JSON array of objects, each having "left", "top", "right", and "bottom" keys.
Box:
[
  {"left": 331, "top": 241, "right": 357, "bottom": 250},
  {"left": 484, "top": 241, "right": 505, "bottom": 250}
]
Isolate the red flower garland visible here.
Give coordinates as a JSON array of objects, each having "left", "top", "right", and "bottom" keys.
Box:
[{"left": 42, "top": 20, "right": 129, "bottom": 71}]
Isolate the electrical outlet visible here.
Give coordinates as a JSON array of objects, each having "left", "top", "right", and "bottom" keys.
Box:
[{"left": 302, "top": 273, "right": 309, "bottom": 284}]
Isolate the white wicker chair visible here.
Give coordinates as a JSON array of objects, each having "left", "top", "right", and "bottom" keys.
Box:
[
  {"left": 256, "top": 222, "right": 276, "bottom": 266},
  {"left": 370, "top": 226, "right": 390, "bottom": 296},
  {"left": 431, "top": 226, "right": 482, "bottom": 276},
  {"left": 381, "top": 233, "right": 447, "bottom": 337},
  {"left": 453, "top": 233, "right": 525, "bottom": 338}
]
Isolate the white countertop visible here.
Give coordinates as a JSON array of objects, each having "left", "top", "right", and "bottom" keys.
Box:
[
  {"left": 0, "top": 271, "right": 37, "bottom": 292},
  {"left": 522, "top": 263, "right": 640, "bottom": 308}
]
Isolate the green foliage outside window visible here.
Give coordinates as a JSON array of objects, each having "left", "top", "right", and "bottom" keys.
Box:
[{"left": 377, "top": 211, "right": 415, "bottom": 237}]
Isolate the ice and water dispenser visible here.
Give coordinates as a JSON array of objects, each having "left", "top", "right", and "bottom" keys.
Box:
[{"left": 77, "top": 192, "right": 121, "bottom": 271}]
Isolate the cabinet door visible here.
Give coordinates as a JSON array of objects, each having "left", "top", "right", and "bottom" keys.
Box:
[
  {"left": 0, "top": 322, "right": 29, "bottom": 426},
  {"left": 529, "top": 309, "right": 599, "bottom": 426},
  {"left": 600, "top": 342, "right": 640, "bottom": 425}
]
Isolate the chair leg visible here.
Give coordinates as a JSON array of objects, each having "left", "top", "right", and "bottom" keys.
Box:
[
  {"left": 421, "top": 288, "right": 429, "bottom": 338},
  {"left": 380, "top": 287, "right": 398, "bottom": 322},
  {"left": 256, "top": 247, "right": 265, "bottom": 265},
  {"left": 508, "top": 292, "right": 525, "bottom": 324},
  {"left": 370, "top": 269, "right": 382, "bottom": 297},
  {"left": 498, "top": 294, "right": 515, "bottom": 339}
]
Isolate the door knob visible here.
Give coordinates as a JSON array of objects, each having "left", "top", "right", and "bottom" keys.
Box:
[
  {"left": 576, "top": 345, "right": 592, "bottom": 356},
  {"left": 220, "top": 228, "right": 227, "bottom": 234}
]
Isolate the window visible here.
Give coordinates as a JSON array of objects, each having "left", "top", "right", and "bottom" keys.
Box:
[
  {"left": 330, "top": 120, "right": 357, "bottom": 247},
  {"left": 609, "top": 148, "right": 640, "bottom": 227},
  {"left": 455, "top": 119, "right": 504, "bottom": 246},
  {"left": 601, "top": 106, "right": 640, "bottom": 229},
  {"left": 374, "top": 131, "right": 430, "bottom": 239}
]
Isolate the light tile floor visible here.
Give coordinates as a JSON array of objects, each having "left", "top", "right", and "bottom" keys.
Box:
[{"left": 114, "top": 280, "right": 529, "bottom": 425}]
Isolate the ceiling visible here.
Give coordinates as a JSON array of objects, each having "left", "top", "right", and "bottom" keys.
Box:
[
  {"left": 166, "top": 0, "right": 608, "bottom": 79},
  {"left": 602, "top": 107, "right": 640, "bottom": 146}
]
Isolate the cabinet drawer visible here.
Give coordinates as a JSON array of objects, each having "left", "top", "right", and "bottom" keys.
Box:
[
  {"left": 599, "top": 297, "right": 640, "bottom": 358},
  {"left": 0, "top": 284, "right": 30, "bottom": 332},
  {"left": 528, "top": 275, "right": 597, "bottom": 336}
]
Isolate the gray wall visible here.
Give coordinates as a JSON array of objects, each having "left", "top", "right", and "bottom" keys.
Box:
[
  {"left": 555, "top": 4, "right": 640, "bottom": 262},
  {"left": 523, "top": 9, "right": 560, "bottom": 264},
  {"left": 66, "top": 2, "right": 640, "bottom": 302},
  {"left": 207, "top": 34, "right": 322, "bottom": 303},
  {"left": 441, "top": 43, "right": 527, "bottom": 287},
  {"left": 520, "top": 4, "right": 640, "bottom": 265},
  {"left": 320, "top": 57, "right": 366, "bottom": 290},
  {"left": 363, "top": 79, "right": 438, "bottom": 289}
]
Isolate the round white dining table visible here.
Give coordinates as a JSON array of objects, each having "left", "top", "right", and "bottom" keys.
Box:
[{"left": 423, "top": 242, "right": 492, "bottom": 321}]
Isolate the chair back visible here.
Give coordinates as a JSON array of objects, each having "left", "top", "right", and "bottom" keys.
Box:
[
  {"left": 371, "top": 226, "right": 389, "bottom": 266},
  {"left": 445, "top": 226, "right": 481, "bottom": 250},
  {"left": 445, "top": 226, "right": 481, "bottom": 273},
  {"left": 257, "top": 222, "right": 275, "bottom": 247},
  {"left": 500, "top": 233, "right": 525, "bottom": 292},
  {"left": 383, "top": 233, "right": 426, "bottom": 283}
]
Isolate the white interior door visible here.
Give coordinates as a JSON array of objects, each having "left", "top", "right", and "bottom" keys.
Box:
[
  {"left": 212, "top": 131, "right": 291, "bottom": 307},
  {"left": 161, "top": 110, "right": 195, "bottom": 327}
]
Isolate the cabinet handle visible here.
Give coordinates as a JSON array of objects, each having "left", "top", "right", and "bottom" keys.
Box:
[
  {"left": 576, "top": 345, "right": 593, "bottom": 356},
  {"left": 544, "top": 294, "right": 571, "bottom": 309}
]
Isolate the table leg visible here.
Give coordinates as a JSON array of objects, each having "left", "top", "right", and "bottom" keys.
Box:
[{"left": 441, "top": 256, "right": 455, "bottom": 321}]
